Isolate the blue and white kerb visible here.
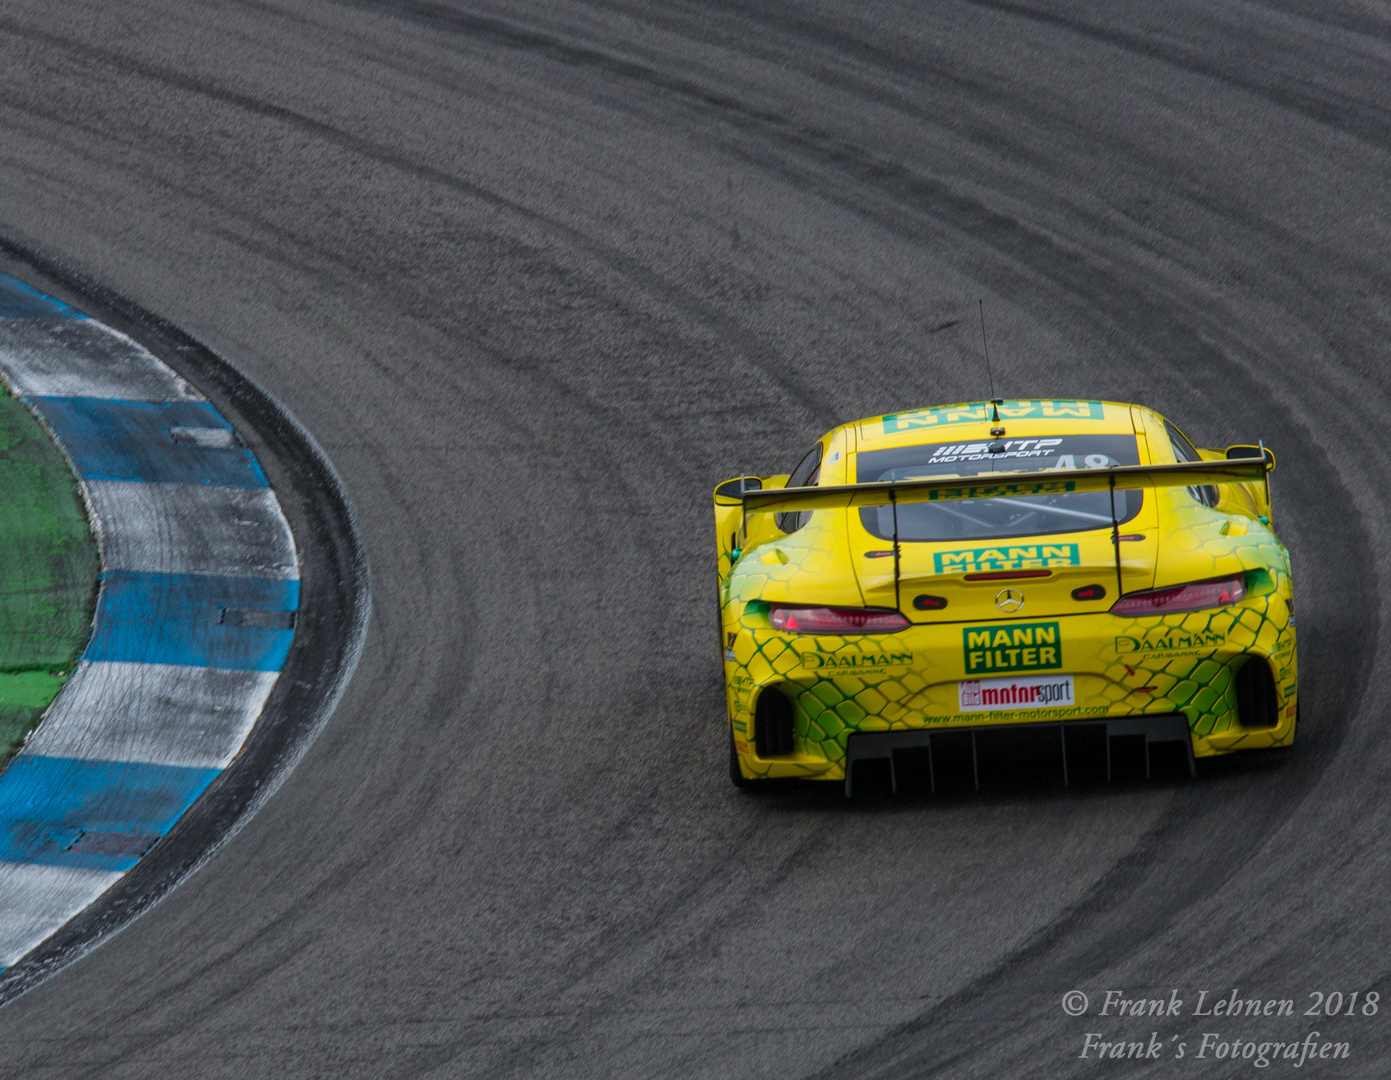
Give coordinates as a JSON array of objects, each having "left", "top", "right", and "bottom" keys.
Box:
[{"left": 0, "top": 274, "right": 298, "bottom": 967}]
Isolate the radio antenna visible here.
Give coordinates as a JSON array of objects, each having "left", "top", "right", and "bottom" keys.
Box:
[{"left": 978, "top": 299, "right": 1001, "bottom": 422}]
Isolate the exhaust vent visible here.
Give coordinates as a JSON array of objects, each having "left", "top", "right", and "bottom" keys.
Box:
[
  {"left": 754, "top": 688, "right": 796, "bottom": 757},
  {"left": 1235, "top": 655, "right": 1279, "bottom": 729}
]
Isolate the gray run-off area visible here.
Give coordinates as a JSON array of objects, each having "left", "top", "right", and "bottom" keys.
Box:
[{"left": 0, "top": 2, "right": 1385, "bottom": 1077}]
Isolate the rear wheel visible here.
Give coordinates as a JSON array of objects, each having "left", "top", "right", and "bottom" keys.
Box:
[
  {"left": 716, "top": 580, "right": 725, "bottom": 663},
  {"left": 729, "top": 728, "right": 763, "bottom": 789},
  {"left": 721, "top": 584, "right": 761, "bottom": 789}
]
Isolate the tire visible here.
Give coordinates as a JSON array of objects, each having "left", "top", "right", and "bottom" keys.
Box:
[
  {"left": 721, "top": 582, "right": 758, "bottom": 789},
  {"left": 721, "top": 582, "right": 768, "bottom": 789},
  {"left": 729, "top": 728, "right": 761, "bottom": 789},
  {"left": 716, "top": 579, "right": 725, "bottom": 665}
]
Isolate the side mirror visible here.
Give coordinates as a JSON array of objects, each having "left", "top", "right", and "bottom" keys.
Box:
[
  {"left": 714, "top": 475, "right": 762, "bottom": 505},
  {"left": 1225, "top": 445, "right": 1275, "bottom": 471}
]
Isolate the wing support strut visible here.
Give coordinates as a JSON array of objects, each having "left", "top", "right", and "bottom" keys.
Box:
[
  {"left": 890, "top": 488, "right": 901, "bottom": 612},
  {"left": 1109, "top": 468, "right": 1122, "bottom": 600}
]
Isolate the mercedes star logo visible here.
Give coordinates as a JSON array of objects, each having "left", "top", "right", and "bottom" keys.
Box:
[{"left": 995, "top": 588, "right": 1025, "bottom": 613}]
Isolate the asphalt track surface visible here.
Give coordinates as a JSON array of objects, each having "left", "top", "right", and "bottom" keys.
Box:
[{"left": 0, "top": 2, "right": 1387, "bottom": 1076}]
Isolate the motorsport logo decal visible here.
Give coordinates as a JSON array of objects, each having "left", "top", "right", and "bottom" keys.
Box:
[
  {"left": 881, "top": 400, "right": 1106, "bottom": 434},
  {"left": 935, "top": 543, "right": 1081, "bottom": 574},
  {"left": 963, "top": 622, "right": 1061, "bottom": 674},
  {"left": 959, "top": 674, "right": 1075, "bottom": 712},
  {"left": 1115, "top": 629, "right": 1226, "bottom": 655}
]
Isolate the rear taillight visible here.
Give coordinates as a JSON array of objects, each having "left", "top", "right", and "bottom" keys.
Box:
[
  {"left": 769, "top": 604, "right": 910, "bottom": 634},
  {"left": 1111, "top": 574, "right": 1246, "bottom": 616}
]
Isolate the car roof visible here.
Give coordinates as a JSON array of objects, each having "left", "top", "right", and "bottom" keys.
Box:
[{"left": 851, "top": 399, "right": 1140, "bottom": 449}]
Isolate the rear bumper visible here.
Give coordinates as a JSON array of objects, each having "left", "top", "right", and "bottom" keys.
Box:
[{"left": 724, "top": 597, "right": 1297, "bottom": 782}]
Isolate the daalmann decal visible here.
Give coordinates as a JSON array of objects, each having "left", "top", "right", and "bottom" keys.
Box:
[
  {"left": 1114, "top": 629, "right": 1226, "bottom": 655},
  {"left": 800, "top": 651, "right": 913, "bottom": 670}
]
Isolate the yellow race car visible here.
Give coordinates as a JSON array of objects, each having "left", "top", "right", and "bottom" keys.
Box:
[{"left": 715, "top": 399, "right": 1295, "bottom": 794}]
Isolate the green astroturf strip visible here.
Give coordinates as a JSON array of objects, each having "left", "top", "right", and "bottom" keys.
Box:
[{"left": 0, "top": 388, "right": 99, "bottom": 761}]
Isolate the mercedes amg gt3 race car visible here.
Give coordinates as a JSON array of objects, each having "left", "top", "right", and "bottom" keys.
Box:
[{"left": 714, "top": 399, "right": 1295, "bottom": 794}]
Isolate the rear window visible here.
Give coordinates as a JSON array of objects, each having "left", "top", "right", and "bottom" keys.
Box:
[{"left": 856, "top": 435, "right": 1143, "bottom": 542}]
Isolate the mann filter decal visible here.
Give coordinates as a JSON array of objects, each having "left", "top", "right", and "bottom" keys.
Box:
[
  {"left": 963, "top": 622, "right": 1061, "bottom": 674},
  {"left": 881, "top": 400, "right": 1106, "bottom": 434},
  {"left": 935, "top": 544, "right": 1080, "bottom": 575},
  {"left": 959, "top": 674, "right": 1075, "bottom": 712}
]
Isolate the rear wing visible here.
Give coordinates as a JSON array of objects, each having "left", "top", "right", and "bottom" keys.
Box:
[{"left": 738, "top": 457, "right": 1271, "bottom": 516}]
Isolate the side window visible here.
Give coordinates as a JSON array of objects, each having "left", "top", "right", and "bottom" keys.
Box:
[
  {"left": 1163, "top": 420, "right": 1199, "bottom": 462},
  {"left": 776, "top": 444, "right": 823, "bottom": 534},
  {"left": 1164, "top": 419, "right": 1219, "bottom": 508}
]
